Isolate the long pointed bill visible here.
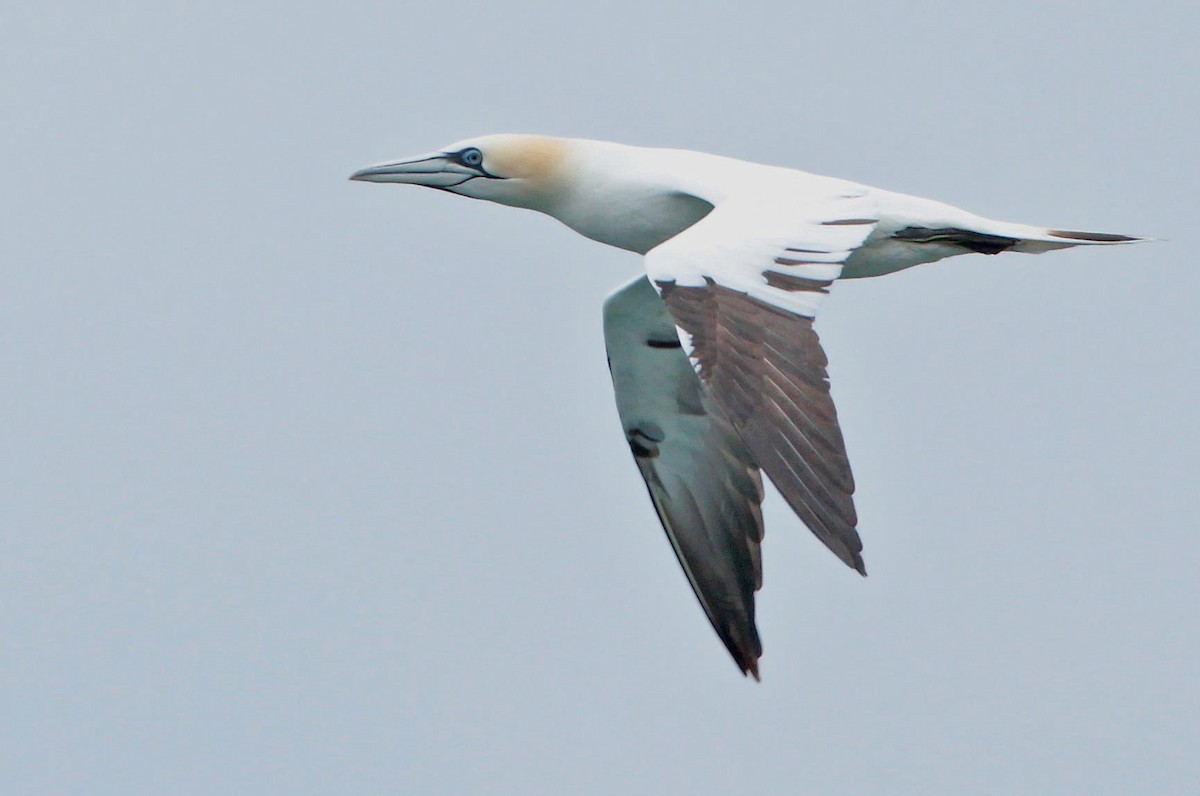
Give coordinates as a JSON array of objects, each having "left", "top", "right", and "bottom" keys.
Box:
[{"left": 349, "top": 154, "right": 469, "bottom": 187}]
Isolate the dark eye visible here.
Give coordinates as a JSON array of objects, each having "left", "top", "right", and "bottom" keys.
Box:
[{"left": 460, "top": 147, "right": 483, "bottom": 167}]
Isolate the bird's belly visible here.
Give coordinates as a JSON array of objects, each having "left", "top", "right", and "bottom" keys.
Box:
[{"left": 841, "top": 237, "right": 962, "bottom": 279}]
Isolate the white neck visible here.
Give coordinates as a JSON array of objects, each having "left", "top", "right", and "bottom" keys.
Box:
[{"left": 535, "top": 141, "right": 723, "bottom": 254}]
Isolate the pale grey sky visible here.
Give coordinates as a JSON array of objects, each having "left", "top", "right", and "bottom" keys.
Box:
[{"left": 3, "top": 2, "right": 1198, "bottom": 794}]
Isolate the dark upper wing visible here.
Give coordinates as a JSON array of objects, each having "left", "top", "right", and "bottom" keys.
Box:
[
  {"left": 644, "top": 190, "right": 878, "bottom": 574},
  {"left": 603, "top": 276, "right": 766, "bottom": 679}
]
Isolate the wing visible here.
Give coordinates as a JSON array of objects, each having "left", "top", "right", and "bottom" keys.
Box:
[
  {"left": 645, "top": 187, "right": 878, "bottom": 575},
  {"left": 603, "top": 276, "right": 766, "bottom": 679}
]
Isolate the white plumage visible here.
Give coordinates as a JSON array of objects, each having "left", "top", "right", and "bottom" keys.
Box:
[{"left": 352, "top": 134, "right": 1143, "bottom": 679}]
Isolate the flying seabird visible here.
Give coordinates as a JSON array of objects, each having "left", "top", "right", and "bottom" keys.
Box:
[{"left": 350, "top": 135, "right": 1143, "bottom": 679}]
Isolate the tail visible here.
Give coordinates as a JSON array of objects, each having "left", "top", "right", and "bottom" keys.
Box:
[
  {"left": 999, "top": 224, "right": 1148, "bottom": 255},
  {"left": 893, "top": 222, "right": 1149, "bottom": 256}
]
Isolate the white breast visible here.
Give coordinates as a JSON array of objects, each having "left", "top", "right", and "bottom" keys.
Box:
[{"left": 555, "top": 188, "right": 715, "bottom": 254}]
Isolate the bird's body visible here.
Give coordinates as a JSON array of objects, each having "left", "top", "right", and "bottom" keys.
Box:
[{"left": 352, "top": 134, "right": 1142, "bottom": 679}]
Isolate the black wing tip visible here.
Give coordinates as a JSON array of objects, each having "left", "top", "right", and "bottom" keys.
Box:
[
  {"left": 730, "top": 647, "right": 761, "bottom": 681},
  {"left": 744, "top": 660, "right": 762, "bottom": 682},
  {"left": 832, "top": 543, "right": 868, "bottom": 576},
  {"left": 892, "top": 226, "right": 1017, "bottom": 255},
  {"left": 719, "top": 624, "right": 763, "bottom": 682}
]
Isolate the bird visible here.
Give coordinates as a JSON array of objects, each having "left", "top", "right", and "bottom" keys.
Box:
[{"left": 350, "top": 134, "right": 1142, "bottom": 679}]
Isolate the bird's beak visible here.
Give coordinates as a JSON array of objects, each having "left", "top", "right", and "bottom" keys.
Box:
[{"left": 349, "top": 153, "right": 470, "bottom": 187}]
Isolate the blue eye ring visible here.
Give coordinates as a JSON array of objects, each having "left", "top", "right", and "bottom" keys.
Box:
[{"left": 460, "top": 148, "right": 483, "bottom": 167}]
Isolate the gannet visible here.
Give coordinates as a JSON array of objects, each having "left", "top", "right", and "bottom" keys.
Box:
[{"left": 351, "top": 134, "right": 1142, "bottom": 679}]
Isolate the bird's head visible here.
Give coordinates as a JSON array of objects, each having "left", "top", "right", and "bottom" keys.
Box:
[{"left": 349, "top": 134, "right": 571, "bottom": 211}]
